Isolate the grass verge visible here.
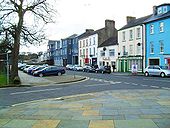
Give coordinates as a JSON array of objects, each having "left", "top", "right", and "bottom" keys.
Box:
[{"left": 0, "top": 74, "right": 7, "bottom": 87}]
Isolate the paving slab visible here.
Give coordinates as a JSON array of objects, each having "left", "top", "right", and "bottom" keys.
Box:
[{"left": 0, "top": 89, "right": 170, "bottom": 128}]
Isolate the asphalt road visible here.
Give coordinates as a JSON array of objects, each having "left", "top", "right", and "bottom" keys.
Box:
[{"left": 0, "top": 70, "right": 170, "bottom": 107}]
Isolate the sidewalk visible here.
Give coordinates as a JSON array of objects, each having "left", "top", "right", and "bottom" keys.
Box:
[
  {"left": 0, "top": 89, "right": 170, "bottom": 128},
  {"left": 19, "top": 71, "right": 86, "bottom": 86}
]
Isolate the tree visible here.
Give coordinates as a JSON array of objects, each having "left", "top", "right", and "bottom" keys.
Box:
[{"left": 0, "top": 0, "right": 56, "bottom": 84}]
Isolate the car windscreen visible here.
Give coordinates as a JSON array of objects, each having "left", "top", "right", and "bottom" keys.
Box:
[{"left": 160, "top": 66, "right": 168, "bottom": 70}]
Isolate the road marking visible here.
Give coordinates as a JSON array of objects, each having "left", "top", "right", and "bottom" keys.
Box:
[
  {"left": 140, "top": 84, "right": 148, "bottom": 87},
  {"left": 103, "top": 80, "right": 109, "bottom": 82},
  {"left": 10, "top": 88, "right": 62, "bottom": 95},
  {"left": 85, "top": 83, "right": 110, "bottom": 87},
  {"left": 143, "top": 78, "right": 170, "bottom": 83},
  {"left": 150, "top": 86, "right": 160, "bottom": 88},
  {"left": 124, "top": 82, "right": 130, "bottom": 84},
  {"left": 132, "top": 83, "right": 138, "bottom": 85},
  {"left": 161, "top": 87, "right": 170, "bottom": 90}
]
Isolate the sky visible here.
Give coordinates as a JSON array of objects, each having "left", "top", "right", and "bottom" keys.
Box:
[{"left": 20, "top": 0, "right": 170, "bottom": 53}]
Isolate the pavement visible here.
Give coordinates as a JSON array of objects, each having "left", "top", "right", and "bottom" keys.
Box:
[
  {"left": 0, "top": 71, "right": 170, "bottom": 128},
  {"left": 18, "top": 71, "right": 87, "bottom": 86}
]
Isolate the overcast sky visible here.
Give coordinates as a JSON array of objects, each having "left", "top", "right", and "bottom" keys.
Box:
[{"left": 20, "top": 0, "right": 170, "bottom": 53}]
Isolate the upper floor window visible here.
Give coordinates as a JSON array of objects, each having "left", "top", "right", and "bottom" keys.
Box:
[
  {"left": 83, "top": 40, "right": 85, "bottom": 47},
  {"left": 93, "top": 37, "right": 95, "bottom": 45},
  {"left": 150, "top": 24, "right": 154, "bottom": 34},
  {"left": 129, "top": 30, "right": 133, "bottom": 40},
  {"left": 89, "top": 38, "right": 92, "bottom": 46},
  {"left": 136, "top": 28, "right": 141, "bottom": 39},
  {"left": 129, "top": 45, "right": 133, "bottom": 55},
  {"left": 109, "top": 49, "right": 115, "bottom": 56},
  {"left": 157, "top": 7, "right": 162, "bottom": 15},
  {"left": 79, "top": 41, "right": 82, "bottom": 48},
  {"left": 122, "top": 31, "right": 126, "bottom": 41},
  {"left": 163, "top": 6, "right": 167, "bottom": 13},
  {"left": 86, "top": 39, "right": 88, "bottom": 46},
  {"left": 93, "top": 47, "right": 95, "bottom": 56},
  {"left": 100, "top": 50, "right": 105, "bottom": 57},
  {"left": 160, "top": 40, "right": 164, "bottom": 53},
  {"left": 150, "top": 42, "right": 154, "bottom": 54},
  {"left": 159, "top": 22, "right": 164, "bottom": 32}
]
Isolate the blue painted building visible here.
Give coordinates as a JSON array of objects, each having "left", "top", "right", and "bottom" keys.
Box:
[
  {"left": 145, "top": 3, "right": 170, "bottom": 68},
  {"left": 61, "top": 34, "right": 78, "bottom": 66}
]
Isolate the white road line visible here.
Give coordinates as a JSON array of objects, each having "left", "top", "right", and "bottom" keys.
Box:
[
  {"left": 150, "top": 86, "right": 160, "bottom": 88},
  {"left": 85, "top": 83, "right": 109, "bottom": 87},
  {"left": 143, "top": 78, "right": 170, "bottom": 83},
  {"left": 132, "top": 83, "right": 138, "bottom": 85},
  {"left": 103, "top": 80, "right": 109, "bottom": 82},
  {"left": 161, "top": 87, "right": 170, "bottom": 90},
  {"left": 10, "top": 88, "right": 62, "bottom": 95},
  {"left": 140, "top": 84, "right": 148, "bottom": 87},
  {"left": 124, "top": 82, "right": 130, "bottom": 84}
]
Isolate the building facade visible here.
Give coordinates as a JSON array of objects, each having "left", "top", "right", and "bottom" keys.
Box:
[
  {"left": 145, "top": 3, "right": 170, "bottom": 68},
  {"left": 117, "top": 16, "right": 150, "bottom": 72},
  {"left": 61, "top": 34, "right": 78, "bottom": 67},
  {"left": 78, "top": 20, "right": 117, "bottom": 67},
  {"left": 47, "top": 40, "right": 57, "bottom": 65},
  {"left": 97, "top": 37, "right": 118, "bottom": 71}
]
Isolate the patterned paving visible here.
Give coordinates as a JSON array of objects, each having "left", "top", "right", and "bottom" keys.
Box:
[{"left": 0, "top": 89, "right": 170, "bottom": 128}]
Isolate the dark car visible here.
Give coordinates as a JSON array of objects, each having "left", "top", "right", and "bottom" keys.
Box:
[
  {"left": 31, "top": 66, "right": 47, "bottom": 75},
  {"left": 96, "top": 66, "right": 111, "bottom": 74},
  {"left": 33, "top": 66, "right": 65, "bottom": 77}
]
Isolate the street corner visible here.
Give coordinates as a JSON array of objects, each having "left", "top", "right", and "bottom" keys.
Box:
[{"left": 43, "top": 75, "right": 88, "bottom": 84}]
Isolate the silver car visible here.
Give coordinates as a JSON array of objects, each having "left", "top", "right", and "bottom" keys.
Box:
[{"left": 144, "top": 65, "right": 170, "bottom": 77}]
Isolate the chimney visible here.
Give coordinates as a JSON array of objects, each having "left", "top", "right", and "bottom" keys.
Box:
[
  {"left": 153, "top": 6, "right": 157, "bottom": 15},
  {"left": 105, "top": 20, "right": 115, "bottom": 28},
  {"left": 85, "top": 29, "right": 94, "bottom": 33},
  {"left": 126, "top": 16, "right": 136, "bottom": 23}
]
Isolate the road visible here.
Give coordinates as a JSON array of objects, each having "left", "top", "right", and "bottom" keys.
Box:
[{"left": 0, "top": 71, "right": 170, "bottom": 107}]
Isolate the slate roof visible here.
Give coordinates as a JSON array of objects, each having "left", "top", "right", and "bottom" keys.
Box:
[
  {"left": 77, "top": 30, "right": 96, "bottom": 39},
  {"left": 119, "top": 15, "right": 152, "bottom": 31},
  {"left": 144, "top": 11, "right": 170, "bottom": 23},
  {"left": 98, "top": 36, "right": 118, "bottom": 48}
]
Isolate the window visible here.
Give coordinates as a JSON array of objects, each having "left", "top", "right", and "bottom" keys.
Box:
[
  {"left": 150, "top": 42, "right": 154, "bottom": 54},
  {"left": 93, "top": 47, "right": 95, "bottom": 56},
  {"left": 89, "top": 38, "right": 92, "bottom": 46},
  {"left": 163, "top": 6, "right": 167, "bottom": 13},
  {"left": 122, "top": 31, "right": 126, "bottom": 41},
  {"left": 83, "top": 40, "right": 85, "bottom": 47},
  {"left": 160, "top": 40, "right": 164, "bottom": 53},
  {"left": 86, "top": 39, "right": 88, "bottom": 46},
  {"left": 80, "top": 49, "right": 82, "bottom": 56},
  {"left": 136, "top": 28, "right": 141, "bottom": 38},
  {"left": 150, "top": 25, "right": 154, "bottom": 34},
  {"left": 79, "top": 41, "right": 82, "bottom": 48},
  {"left": 137, "top": 44, "right": 141, "bottom": 55},
  {"left": 89, "top": 48, "right": 92, "bottom": 55},
  {"left": 109, "top": 49, "right": 115, "bottom": 56},
  {"left": 159, "top": 22, "right": 164, "bottom": 32},
  {"left": 83, "top": 49, "right": 85, "bottom": 56},
  {"left": 93, "top": 37, "right": 95, "bottom": 45},
  {"left": 100, "top": 50, "right": 105, "bottom": 56},
  {"left": 129, "top": 45, "right": 133, "bottom": 54},
  {"left": 157, "top": 7, "right": 162, "bottom": 14},
  {"left": 129, "top": 30, "right": 133, "bottom": 40}
]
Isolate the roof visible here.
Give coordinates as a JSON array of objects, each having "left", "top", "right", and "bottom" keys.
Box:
[
  {"left": 77, "top": 30, "right": 96, "bottom": 39},
  {"left": 119, "top": 15, "right": 152, "bottom": 31},
  {"left": 65, "top": 34, "right": 78, "bottom": 39},
  {"left": 98, "top": 36, "right": 118, "bottom": 48},
  {"left": 144, "top": 11, "right": 170, "bottom": 23}
]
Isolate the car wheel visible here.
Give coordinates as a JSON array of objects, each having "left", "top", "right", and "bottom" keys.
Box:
[
  {"left": 145, "top": 72, "right": 149, "bottom": 77},
  {"left": 39, "top": 73, "right": 43, "bottom": 77},
  {"left": 95, "top": 70, "right": 98, "bottom": 73},
  {"left": 160, "top": 72, "right": 165, "bottom": 78},
  {"left": 58, "top": 72, "right": 62, "bottom": 76},
  {"left": 102, "top": 71, "right": 104, "bottom": 74}
]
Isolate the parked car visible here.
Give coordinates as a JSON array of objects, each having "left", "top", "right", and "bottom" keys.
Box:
[
  {"left": 23, "top": 65, "right": 34, "bottom": 73},
  {"left": 96, "top": 66, "right": 111, "bottom": 74},
  {"left": 33, "top": 66, "right": 65, "bottom": 77},
  {"left": 31, "top": 66, "right": 47, "bottom": 75},
  {"left": 84, "top": 66, "right": 96, "bottom": 73},
  {"left": 66, "top": 64, "right": 74, "bottom": 70},
  {"left": 73, "top": 65, "right": 83, "bottom": 71},
  {"left": 144, "top": 65, "right": 170, "bottom": 77}
]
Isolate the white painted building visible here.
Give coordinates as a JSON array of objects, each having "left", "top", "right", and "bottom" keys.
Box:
[
  {"left": 117, "top": 16, "right": 150, "bottom": 72},
  {"left": 97, "top": 37, "right": 118, "bottom": 71}
]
